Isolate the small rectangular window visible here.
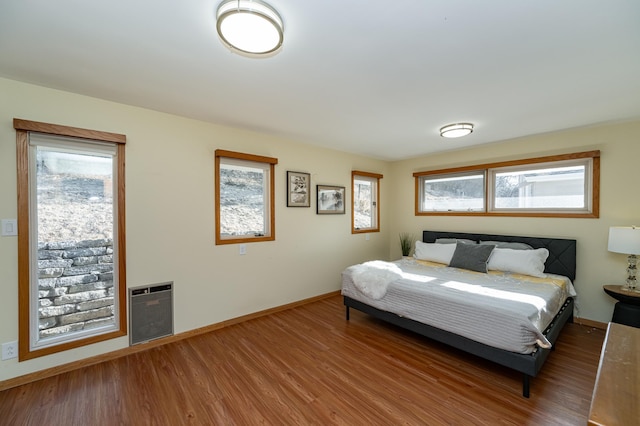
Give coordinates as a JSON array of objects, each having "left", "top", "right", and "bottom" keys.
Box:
[
  {"left": 489, "top": 159, "right": 591, "bottom": 213},
  {"left": 418, "top": 171, "right": 485, "bottom": 212},
  {"left": 219, "top": 159, "right": 269, "bottom": 238},
  {"left": 352, "top": 171, "right": 382, "bottom": 233},
  {"left": 215, "top": 150, "right": 277, "bottom": 244}
]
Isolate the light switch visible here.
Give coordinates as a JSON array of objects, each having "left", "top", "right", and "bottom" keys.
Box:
[
  {"left": 1, "top": 219, "right": 17, "bottom": 236},
  {"left": 239, "top": 244, "right": 247, "bottom": 255}
]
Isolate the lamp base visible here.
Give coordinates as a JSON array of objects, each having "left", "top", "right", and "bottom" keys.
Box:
[{"left": 623, "top": 254, "right": 638, "bottom": 291}]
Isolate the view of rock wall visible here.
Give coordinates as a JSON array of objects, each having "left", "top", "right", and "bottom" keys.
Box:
[
  {"left": 219, "top": 167, "right": 265, "bottom": 235},
  {"left": 35, "top": 153, "right": 117, "bottom": 340},
  {"left": 38, "top": 239, "right": 115, "bottom": 338}
]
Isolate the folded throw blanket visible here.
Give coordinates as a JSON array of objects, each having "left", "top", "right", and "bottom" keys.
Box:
[{"left": 348, "top": 260, "right": 402, "bottom": 299}]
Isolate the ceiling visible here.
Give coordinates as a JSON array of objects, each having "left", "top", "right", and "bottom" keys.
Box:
[{"left": 1, "top": 1, "right": 639, "bottom": 161}]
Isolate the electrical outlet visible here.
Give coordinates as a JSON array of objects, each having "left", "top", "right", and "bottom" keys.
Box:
[
  {"left": 239, "top": 244, "right": 247, "bottom": 255},
  {"left": 2, "top": 341, "right": 18, "bottom": 360}
]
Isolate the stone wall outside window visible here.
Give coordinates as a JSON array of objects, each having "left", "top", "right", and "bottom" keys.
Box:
[{"left": 37, "top": 238, "right": 115, "bottom": 338}]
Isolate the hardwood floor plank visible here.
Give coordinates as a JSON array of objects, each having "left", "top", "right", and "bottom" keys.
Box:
[{"left": 0, "top": 295, "right": 605, "bottom": 425}]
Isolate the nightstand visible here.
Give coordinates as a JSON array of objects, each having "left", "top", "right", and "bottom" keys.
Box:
[{"left": 603, "top": 285, "right": 640, "bottom": 328}]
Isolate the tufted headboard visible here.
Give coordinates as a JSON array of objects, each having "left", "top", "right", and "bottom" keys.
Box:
[{"left": 422, "top": 230, "right": 577, "bottom": 282}]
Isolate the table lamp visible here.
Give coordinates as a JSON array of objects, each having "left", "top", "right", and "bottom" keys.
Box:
[{"left": 608, "top": 226, "right": 640, "bottom": 290}]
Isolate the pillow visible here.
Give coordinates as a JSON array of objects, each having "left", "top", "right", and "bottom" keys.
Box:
[
  {"left": 480, "top": 240, "right": 533, "bottom": 250},
  {"left": 413, "top": 241, "right": 456, "bottom": 264},
  {"left": 435, "top": 238, "right": 476, "bottom": 245},
  {"left": 448, "top": 242, "right": 495, "bottom": 273},
  {"left": 487, "top": 247, "right": 549, "bottom": 277}
]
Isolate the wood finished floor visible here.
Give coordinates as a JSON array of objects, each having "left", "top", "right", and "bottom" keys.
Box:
[{"left": 0, "top": 295, "right": 605, "bottom": 425}]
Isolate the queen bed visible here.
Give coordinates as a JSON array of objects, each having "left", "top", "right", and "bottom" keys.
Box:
[{"left": 341, "top": 230, "right": 577, "bottom": 397}]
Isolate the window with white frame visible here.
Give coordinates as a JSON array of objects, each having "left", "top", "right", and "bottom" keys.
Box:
[
  {"left": 352, "top": 171, "right": 382, "bottom": 233},
  {"left": 414, "top": 150, "right": 599, "bottom": 218},
  {"left": 417, "top": 171, "right": 485, "bottom": 213},
  {"left": 14, "top": 119, "right": 127, "bottom": 361},
  {"left": 489, "top": 159, "right": 592, "bottom": 213},
  {"left": 215, "top": 150, "right": 278, "bottom": 244}
]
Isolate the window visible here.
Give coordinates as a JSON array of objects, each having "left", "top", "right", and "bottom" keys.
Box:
[
  {"left": 414, "top": 150, "right": 599, "bottom": 218},
  {"left": 352, "top": 170, "right": 382, "bottom": 233},
  {"left": 14, "top": 119, "right": 127, "bottom": 361},
  {"left": 215, "top": 150, "right": 278, "bottom": 244},
  {"left": 489, "top": 159, "right": 592, "bottom": 213},
  {"left": 418, "top": 171, "right": 485, "bottom": 212}
]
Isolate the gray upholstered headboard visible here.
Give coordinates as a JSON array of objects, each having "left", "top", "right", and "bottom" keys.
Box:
[{"left": 422, "top": 230, "right": 577, "bottom": 282}]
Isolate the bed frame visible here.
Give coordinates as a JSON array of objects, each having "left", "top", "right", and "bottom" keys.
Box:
[{"left": 343, "top": 230, "right": 577, "bottom": 397}]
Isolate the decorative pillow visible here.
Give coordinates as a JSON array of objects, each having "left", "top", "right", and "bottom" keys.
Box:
[
  {"left": 487, "top": 247, "right": 549, "bottom": 277},
  {"left": 448, "top": 242, "right": 495, "bottom": 273},
  {"left": 435, "top": 238, "right": 477, "bottom": 245},
  {"left": 413, "top": 241, "right": 456, "bottom": 264},
  {"left": 480, "top": 240, "right": 533, "bottom": 250}
]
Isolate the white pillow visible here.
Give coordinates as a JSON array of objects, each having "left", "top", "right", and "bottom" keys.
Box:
[
  {"left": 413, "top": 241, "right": 456, "bottom": 264},
  {"left": 487, "top": 247, "right": 549, "bottom": 277},
  {"left": 479, "top": 240, "right": 533, "bottom": 250}
]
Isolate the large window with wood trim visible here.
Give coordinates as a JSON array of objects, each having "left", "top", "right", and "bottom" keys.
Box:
[
  {"left": 14, "top": 119, "right": 127, "bottom": 361},
  {"left": 414, "top": 151, "right": 600, "bottom": 218},
  {"left": 215, "top": 150, "right": 278, "bottom": 244},
  {"left": 352, "top": 170, "right": 382, "bottom": 233}
]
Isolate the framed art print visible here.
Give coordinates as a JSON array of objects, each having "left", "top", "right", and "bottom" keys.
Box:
[
  {"left": 287, "top": 171, "right": 310, "bottom": 207},
  {"left": 316, "top": 185, "right": 345, "bottom": 214}
]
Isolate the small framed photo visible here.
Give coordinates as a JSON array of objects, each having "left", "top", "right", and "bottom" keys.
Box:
[
  {"left": 316, "top": 185, "right": 345, "bottom": 214},
  {"left": 287, "top": 171, "right": 311, "bottom": 207}
]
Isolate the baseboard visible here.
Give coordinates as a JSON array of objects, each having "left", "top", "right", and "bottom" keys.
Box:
[
  {"left": 0, "top": 290, "right": 340, "bottom": 392},
  {"left": 574, "top": 317, "right": 607, "bottom": 330}
]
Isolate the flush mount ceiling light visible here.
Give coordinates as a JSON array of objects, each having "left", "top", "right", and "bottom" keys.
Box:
[
  {"left": 440, "top": 123, "right": 474, "bottom": 138},
  {"left": 216, "top": 0, "right": 284, "bottom": 56}
]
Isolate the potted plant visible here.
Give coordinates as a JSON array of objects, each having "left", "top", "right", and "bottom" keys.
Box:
[{"left": 399, "top": 233, "right": 415, "bottom": 257}]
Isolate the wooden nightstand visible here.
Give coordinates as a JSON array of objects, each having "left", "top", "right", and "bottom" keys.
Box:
[{"left": 603, "top": 285, "right": 640, "bottom": 328}]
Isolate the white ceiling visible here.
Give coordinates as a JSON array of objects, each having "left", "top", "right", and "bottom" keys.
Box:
[{"left": 1, "top": 1, "right": 639, "bottom": 161}]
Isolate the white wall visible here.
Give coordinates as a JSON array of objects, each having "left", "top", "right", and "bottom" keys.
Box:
[
  {"left": 387, "top": 120, "right": 640, "bottom": 324},
  {"left": 0, "top": 77, "right": 389, "bottom": 381}
]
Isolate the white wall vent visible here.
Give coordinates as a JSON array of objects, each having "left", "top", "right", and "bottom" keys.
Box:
[{"left": 129, "top": 282, "right": 174, "bottom": 345}]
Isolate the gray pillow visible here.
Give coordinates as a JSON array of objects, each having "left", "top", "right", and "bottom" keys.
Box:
[
  {"left": 449, "top": 242, "right": 496, "bottom": 273},
  {"left": 480, "top": 240, "right": 533, "bottom": 250}
]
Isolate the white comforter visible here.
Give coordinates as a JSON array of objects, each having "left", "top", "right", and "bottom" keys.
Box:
[{"left": 341, "top": 258, "right": 576, "bottom": 354}]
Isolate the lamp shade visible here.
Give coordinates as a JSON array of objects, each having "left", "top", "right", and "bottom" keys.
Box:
[{"left": 608, "top": 226, "right": 640, "bottom": 255}]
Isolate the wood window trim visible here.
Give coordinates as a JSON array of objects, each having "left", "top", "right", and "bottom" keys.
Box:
[
  {"left": 14, "top": 118, "right": 127, "bottom": 361},
  {"left": 214, "top": 149, "right": 278, "bottom": 245},
  {"left": 413, "top": 150, "right": 600, "bottom": 218},
  {"left": 14, "top": 118, "right": 126, "bottom": 144},
  {"left": 352, "top": 170, "right": 383, "bottom": 180},
  {"left": 351, "top": 170, "right": 383, "bottom": 234}
]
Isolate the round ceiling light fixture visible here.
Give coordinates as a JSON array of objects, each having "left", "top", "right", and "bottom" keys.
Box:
[
  {"left": 216, "top": 0, "right": 284, "bottom": 57},
  {"left": 440, "top": 123, "right": 474, "bottom": 138}
]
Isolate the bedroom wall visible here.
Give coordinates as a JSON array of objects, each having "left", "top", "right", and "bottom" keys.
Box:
[
  {"left": 0, "top": 77, "right": 389, "bottom": 382},
  {"left": 387, "top": 119, "right": 640, "bottom": 324},
  {"left": 1, "top": 74, "right": 636, "bottom": 383}
]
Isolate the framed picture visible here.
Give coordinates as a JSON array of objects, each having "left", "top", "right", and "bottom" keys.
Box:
[
  {"left": 316, "top": 185, "right": 345, "bottom": 214},
  {"left": 287, "top": 171, "right": 311, "bottom": 207}
]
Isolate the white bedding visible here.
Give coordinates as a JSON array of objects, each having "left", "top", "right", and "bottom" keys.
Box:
[{"left": 341, "top": 258, "right": 576, "bottom": 354}]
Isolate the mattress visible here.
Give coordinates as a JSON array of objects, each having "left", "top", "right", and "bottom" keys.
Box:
[{"left": 341, "top": 258, "right": 576, "bottom": 354}]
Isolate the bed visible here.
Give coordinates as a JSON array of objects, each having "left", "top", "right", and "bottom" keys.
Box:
[{"left": 342, "top": 230, "right": 577, "bottom": 397}]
